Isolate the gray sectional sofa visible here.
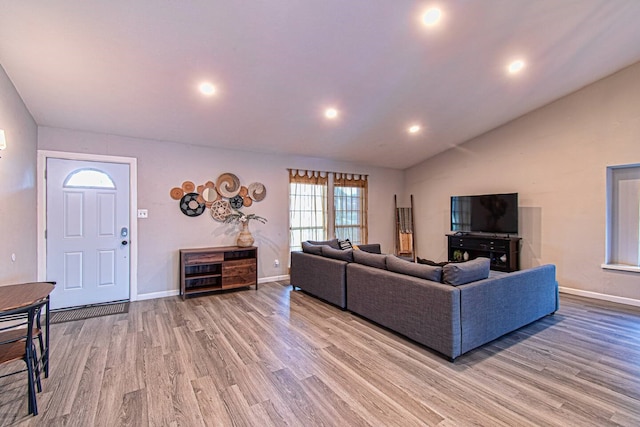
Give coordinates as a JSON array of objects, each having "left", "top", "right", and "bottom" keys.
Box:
[{"left": 290, "top": 239, "right": 559, "bottom": 361}]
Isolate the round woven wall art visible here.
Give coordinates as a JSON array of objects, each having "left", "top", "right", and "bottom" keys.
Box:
[
  {"left": 248, "top": 182, "right": 267, "bottom": 201},
  {"left": 181, "top": 181, "right": 196, "bottom": 193},
  {"left": 210, "top": 199, "right": 232, "bottom": 222},
  {"left": 170, "top": 187, "right": 184, "bottom": 200},
  {"left": 229, "top": 195, "right": 244, "bottom": 209},
  {"left": 216, "top": 173, "right": 241, "bottom": 198},
  {"left": 180, "top": 193, "right": 206, "bottom": 217}
]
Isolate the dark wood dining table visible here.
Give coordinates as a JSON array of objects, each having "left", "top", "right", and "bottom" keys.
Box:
[
  {"left": 0, "top": 281, "right": 55, "bottom": 416},
  {"left": 0, "top": 282, "right": 55, "bottom": 313}
]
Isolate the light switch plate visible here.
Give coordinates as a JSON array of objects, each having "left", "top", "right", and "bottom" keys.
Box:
[{"left": 137, "top": 209, "right": 149, "bottom": 218}]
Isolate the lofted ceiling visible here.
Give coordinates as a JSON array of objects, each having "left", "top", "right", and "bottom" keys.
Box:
[{"left": 2, "top": 1, "right": 640, "bottom": 169}]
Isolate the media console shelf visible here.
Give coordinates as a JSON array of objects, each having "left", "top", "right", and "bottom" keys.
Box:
[
  {"left": 180, "top": 246, "right": 258, "bottom": 299},
  {"left": 447, "top": 234, "right": 521, "bottom": 272}
]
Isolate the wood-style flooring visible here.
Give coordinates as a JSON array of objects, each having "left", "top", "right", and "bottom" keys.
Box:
[{"left": 1, "top": 281, "right": 640, "bottom": 426}]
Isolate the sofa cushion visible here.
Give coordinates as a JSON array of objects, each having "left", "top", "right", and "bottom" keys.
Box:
[
  {"left": 443, "top": 257, "right": 491, "bottom": 286},
  {"left": 353, "top": 250, "right": 387, "bottom": 269},
  {"left": 301, "top": 242, "right": 328, "bottom": 255},
  {"left": 386, "top": 255, "right": 442, "bottom": 282},
  {"left": 308, "top": 238, "right": 340, "bottom": 249},
  {"left": 322, "top": 246, "right": 354, "bottom": 262},
  {"left": 338, "top": 239, "right": 353, "bottom": 250}
]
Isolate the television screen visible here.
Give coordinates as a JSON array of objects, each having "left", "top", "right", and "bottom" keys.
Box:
[{"left": 451, "top": 193, "right": 518, "bottom": 234}]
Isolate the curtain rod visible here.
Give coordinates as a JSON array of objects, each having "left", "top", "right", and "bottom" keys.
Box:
[{"left": 287, "top": 168, "right": 368, "bottom": 178}]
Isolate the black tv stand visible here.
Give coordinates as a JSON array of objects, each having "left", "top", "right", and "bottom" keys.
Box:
[{"left": 447, "top": 234, "right": 521, "bottom": 272}]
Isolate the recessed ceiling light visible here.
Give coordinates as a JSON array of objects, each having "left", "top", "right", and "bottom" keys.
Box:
[
  {"left": 507, "top": 59, "right": 525, "bottom": 74},
  {"left": 199, "top": 82, "right": 217, "bottom": 96},
  {"left": 408, "top": 124, "right": 421, "bottom": 134},
  {"left": 324, "top": 108, "right": 339, "bottom": 119},
  {"left": 422, "top": 7, "right": 442, "bottom": 26}
]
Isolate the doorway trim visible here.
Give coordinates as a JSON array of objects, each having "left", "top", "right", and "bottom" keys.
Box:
[{"left": 37, "top": 150, "right": 139, "bottom": 302}]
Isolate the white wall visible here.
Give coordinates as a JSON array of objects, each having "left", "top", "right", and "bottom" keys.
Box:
[
  {"left": 0, "top": 65, "right": 38, "bottom": 284},
  {"left": 406, "top": 61, "right": 640, "bottom": 303},
  {"left": 38, "top": 127, "right": 403, "bottom": 298}
]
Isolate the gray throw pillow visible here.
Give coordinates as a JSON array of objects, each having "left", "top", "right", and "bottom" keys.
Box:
[
  {"left": 301, "top": 242, "right": 327, "bottom": 255},
  {"left": 353, "top": 250, "right": 387, "bottom": 269},
  {"left": 417, "top": 257, "right": 449, "bottom": 267},
  {"left": 386, "top": 255, "right": 442, "bottom": 282},
  {"left": 357, "top": 243, "right": 382, "bottom": 254},
  {"left": 308, "top": 238, "right": 340, "bottom": 250},
  {"left": 443, "top": 257, "right": 491, "bottom": 286},
  {"left": 321, "top": 246, "right": 354, "bottom": 262}
]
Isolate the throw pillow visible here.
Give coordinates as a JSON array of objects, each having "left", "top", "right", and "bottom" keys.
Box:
[
  {"left": 353, "top": 250, "right": 387, "bottom": 269},
  {"left": 442, "top": 257, "right": 490, "bottom": 286},
  {"left": 386, "top": 255, "right": 442, "bottom": 282},
  {"left": 307, "top": 238, "right": 340, "bottom": 250},
  {"left": 321, "top": 246, "right": 354, "bottom": 262},
  {"left": 417, "top": 257, "right": 449, "bottom": 267},
  {"left": 357, "top": 244, "right": 382, "bottom": 254},
  {"left": 301, "top": 242, "right": 327, "bottom": 255},
  {"left": 338, "top": 239, "right": 353, "bottom": 250}
]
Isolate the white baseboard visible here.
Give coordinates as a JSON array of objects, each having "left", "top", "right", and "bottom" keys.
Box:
[
  {"left": 259, "top": 275, "right": 290, "bottom": 284},
  {"left": 134, "top": 276, "right": 290, "bottom": 302},
  {"left": 135, "top": 289, "right": 180, "bottom": 301},
  {"left": 559, "top": 286, "right": 640, "bottom": 308}
]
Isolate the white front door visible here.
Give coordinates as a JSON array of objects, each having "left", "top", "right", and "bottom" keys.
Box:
[{"left": 46, "top": 158, "right": 131, "bottom": 310}]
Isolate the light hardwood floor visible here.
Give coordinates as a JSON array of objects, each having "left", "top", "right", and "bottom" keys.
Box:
[{"left": 1, "top": 281, "right": 640, "bottom": 426}]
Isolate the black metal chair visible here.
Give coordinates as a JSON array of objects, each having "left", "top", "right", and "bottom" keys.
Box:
[{"left": 0, "top": 296, "right": 50, "bottom": 416}]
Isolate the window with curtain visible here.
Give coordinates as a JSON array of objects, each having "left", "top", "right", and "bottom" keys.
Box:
[
  {"left": 289, "top": 169, "right": 368, "bottom": 252},
  {"left": 604, "top": 164, "right": 640, "bottom": 272},
  {"left": 334, "top": 173, "right": 368, "bottom": 245},
  {"left": 289, "top": 170, "right": 328, "bottom": 253}
]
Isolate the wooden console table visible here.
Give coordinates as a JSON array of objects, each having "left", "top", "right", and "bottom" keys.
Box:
[{"left": 179, "top": 246, "right": 258, "bottom": 299}]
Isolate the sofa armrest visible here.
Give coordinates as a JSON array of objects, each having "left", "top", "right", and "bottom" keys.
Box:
[
  {"left": 290, "top": 251, "right": 348, "bottom": 308},
  {"left": 458, "top": 264, "right": 558, "bottom": 355}
]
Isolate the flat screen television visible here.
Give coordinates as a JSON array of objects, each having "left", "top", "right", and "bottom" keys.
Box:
[{"left": 450, "top": 193, "right": 518, "bottom": 234}]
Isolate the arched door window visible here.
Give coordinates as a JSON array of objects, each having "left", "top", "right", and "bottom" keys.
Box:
[{"left": 63, "top": 168, "right": 116, "bottom": 189}]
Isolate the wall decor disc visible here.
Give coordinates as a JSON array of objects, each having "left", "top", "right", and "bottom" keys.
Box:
[
  {"left": 170, "top": 187, "right": 184, "bottom": 200},
  {"left": 197, "top": 184, "right": 205, "bottom": 194},
  {"left": 229, "top": 195, "right": 244, "bottom": 209},
  {"left": 211, "top": 199, "right": 232, "bottom": 222},
  {"left": 204, "top": 180, "right": 215, "bottom": 188},
  {"left": 202, "top": 187, "right": 217, "bottom": 203},
  {"left": 239, "top": 186, "right": 248, "bottom": 197},
  {"left": 248, "top": 182, "right": 267, "bottom": 201},
  {"left": 216, "top": 173, "right": 241, "bottom": 198},
  {"left": 180, "top": 193, "right": 206, "bottom": 217},
  {"left": 182, "top": 181, "right": 196, "bottom": 193},
  {"left": 243, "top": 196, "right": 253, "bottom": 207}
]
